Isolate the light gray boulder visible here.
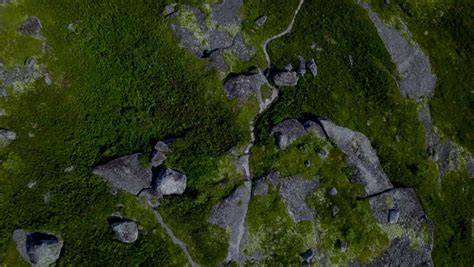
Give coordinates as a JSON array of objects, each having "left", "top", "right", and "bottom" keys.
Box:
[
  {"left": 110, "top": 218, "right": 139, "bottom": 243},
  {"left": 13, "top": 229, "right": 63, "bottom": 267},
  {"left": 92, "top": 153, "right": 152, "bottom": 196},
  {"left": 306, "top": 59, "right": 317, "bottom": 77},
  {"left": 273, "top": 71, "right": 299, "bottom": 87},
  {"left": 254, "top": 15, "right": 268, "bottom": 27},
  {"left": 0, "top": 128, "right": 16, "bottom": 141},
  {"left": 155, "top": 168, "right": 187, "bottom": 195},
  {"left": 319, "top": 119, "right": 393, "bottom": 196},
  {"left": 224, "top": 73, "right": 265, "bottom": 101},
  {"left": 271, "top": 119, "right": 306, "bottom": 150},
  {"left": 279, "top": 176, "right": 319, "bottom": 222}
]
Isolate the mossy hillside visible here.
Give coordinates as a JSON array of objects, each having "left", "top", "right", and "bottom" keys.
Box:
[
  {"left": 244, "top": 187, "right": 315, "bottom": 266},
  {"left": 307, "top": 149, "right": 389, "bottom": 264},
  {"left": 251, "top": 133, "right": 332, "bottom": 180},
  {"left": 0, "top": 0, "right": 250, "bottom": 264},
  {"left": 366, "top": 0, "right": 474, "bottom": 152},
  {"left": 254, "top": 0, "right": 472, "bottom": 264}
]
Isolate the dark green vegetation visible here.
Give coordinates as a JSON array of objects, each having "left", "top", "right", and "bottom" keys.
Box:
[
  {"left": 0, "top": 0, "right": 248, "bottom": 265},
  {"left": 367, "top": 0, "right": 474, "bottom": 152},
  {"left": 249, "top": 134, "right": 389, "bottom": 264},
  {"left": 251, "top": 0, "right": 473, "bottom": 264}
]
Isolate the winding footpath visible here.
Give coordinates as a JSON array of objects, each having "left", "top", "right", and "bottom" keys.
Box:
[{"left": 226, "top": 0, "right": 306, "bottom": 264}]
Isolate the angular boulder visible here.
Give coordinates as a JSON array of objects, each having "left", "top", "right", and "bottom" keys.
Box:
[
  {"left": 109, "top": 218, "right": 139, "bottom": 243},
  {"left": 13, "top": 229, "right": 63, "bottom": 266},
  {"left": 18, "top": 16, "right": 42, "bottom": 37},
  {"left": 92, "top": 153, "right": 152, "bottom": 196},
  {"left": 271, "top": 119, "right": 306, "bottom": 150},
  {"left": 319, "top": 119, "right": 393, "bottom": 196},
  {"left": 306, "top": 59, "right": 317, "bottom": 77},
  {"left": 273, "top": 71, "right": 299, "bottom": 87},
  {"left": 224, "top": 73, "right": 265, "bottom": 101},
  {"left": 155, "top": 168, "right": 187, "bottom": 195},
  {"left": 254, "top": 15, "right": 268, "bottom": 27}
]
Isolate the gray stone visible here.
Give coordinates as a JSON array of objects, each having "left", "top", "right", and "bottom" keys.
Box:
[
  {"left": 224, "top": 73, "right": 265, "bottom": 101},
  {"left": 209, "top": 183, "right": 250, "bottom": 228},
  {"left": 18, "top": 16, "right": 42, "bottom": 37},
  {"left": 301, "top": 248, "right": 315, "bottom": 262},
  {"left": 27, "top": 181, "right": 37, "bottom": 189},
  {"left": 336, "top": 239, "right": 348, "bottom": 253},
  {"left": 13, "top": 229, "right": 63, "bottom": 267},
  {"left": 92, "top": 153, "right": 152, "bottom": 196},
  {"left": 170, "top": 24, "right": 205, "bottom": 57},
  {"left": 435, "top": 142, "right": 458, "bottom": 177},
  {"left": 273, "top": 71, "right": 299, "bottom": 87},
  {"left": 304, "top": 160, "right": 311, "bottom": 168},
  {"left": 231, "top": 32, "right": 256, "bottom": 62},
  {"left": 67, "top": 23, "right": 77, "bottom": 32},
  {"left": 151, "top": 151, "right": 166, "bottom": 167},
  {"left": 208, "top": 29, "right": 233, "bottom": 50},
  {"left": 164, "top": 3, "right": 177, "bottom": 16},
  {"left": 388, "top": 208, "right": 400, "bottom": 224},
  {"left": 358, "top": 1, "right": 436, "bottom": 101},
  {"left": 303, "top": 120, "right": 326, "bottom": 140},
  {"left": 465, "top": 154, "right": 474, "bottom": 179},
  {"left": 418, "top": 105, "right": 439, "bottom": 156},
  {"left": 283, "top": 64, "right": 293, "bottom": 71},
  {"left": 155, "top": 167, "right": 187, "bottom": 195},
  {"left": 154, "top": 141, "right": 169, "bottom": 153},
  {"left": 64, "top": 165, "right": 75, "bottom": 173},
  {"left": 297, "top": 56, "right": 306, "bottom": 76},
  {"left": 0, "top": 128, "right": 16, "bottom": 141},
  {"left": 254, "top": 15, "right": 268, "bottom": 27},
  {"left": 211, "top": 0, "right": 243, "bottom": 27},
  {"left": 306, "top": 59, "right": 317, "bottom": 77},
  {"left": 184, "top": 5, "right": 208, "bottom": 33},
  {"left": 111, "top": 219, "right": 139, "bottom": 243},
  {"left": 319, "top": 119, "right": 393, "bottom": 196},
  {"left": 316, "top": 148, "right": 328, "bottom": 158},
  {"left": 207, "top": 49, "right": 229, "bottom": 72},
  {"left": 43, "top": 192, "right": 51, "bottom": 204},
  {"left": 252, "top": 177, "right": 269, "bottom": 196},
  {"left": 271, "top": 119, "right": 306, "bottom": 150},
  {"left": 279, "top": 176, "right": 319, "bottom": 222},
  {"left": 328, "top": 187, "right": 338, "bottom": 196}
]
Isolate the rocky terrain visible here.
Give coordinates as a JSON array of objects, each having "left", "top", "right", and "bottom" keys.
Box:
[{"left": 0, "top": 0, "right": 472, "bottom": 266}]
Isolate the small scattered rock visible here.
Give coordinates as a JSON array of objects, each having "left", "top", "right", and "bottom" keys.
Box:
[
  {"left": 64, "top": 165, "right": 75, "bottom": 173},
  {"left": 271, "top": 119, "right": 306, "bottom": 150},
  {"left": 336, "top": 239, "right": 348, "bottom": 253},
  {"left": 297, "top": 56, "right": 306, "bottom": 76},
  {"left": 27, "top": 181, "right": 37, "bottom": 189},
  {"left": 110, "top": 217, "right": 139, "bottom": 243},
  {"left": 388, "top": 208, "right": 400, "bottom": 224},
  {"left": 304, "top": 160, "right": 311, "bottom": 168},
  {"left": 301, "top": 248, "right": 315, "bottom": 262},
  {"left": 164, "top": 3, "right": 178, "bottom": 16},
  {"left": 273, "top": 71, "right": 299, "bottom": 87},
  {"left": 0, "top": 128, "right": 16, "bottom": 141},
  {"left": 13, "top": 229, "right": 63, "bottom": 266},
  {"left": 67, "top": 23, "right": 76, "bottom": 32},
  {"left": 254, "top": 15, "right": 268, "bottom": 27},
  {"left": 151, "top": 151, "right": 166, "bottom": 168},
  {"left": 316, "top": 148, "right": 328, "bottom": 158},
  {"left": 18, "top": 16, "right": 42, "bottom": 36},
  {"left": 43, "top": 192, "right": 51, "bottom": 204},
  {"left": 154, "top": 141, "right": 169, "bottom": 153},
  {"left": 283, "top": 64, "right": 293, "bottom": 71},
  {"left": 328, "top": 187, "right": 338, "bottom": 196},
  {"left": 155, "top": 167, "right": 187, "bottom": 195},
  {"left": 306, "top": 59, "right": 317, "bottom": 77}
]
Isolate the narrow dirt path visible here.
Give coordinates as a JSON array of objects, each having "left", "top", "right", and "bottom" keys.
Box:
[
  {"left": 226, "top": 0, "right": 305, "bottom": 264},
  {"left": 152, "top": 209, "right": 201, "bottom": 267}
]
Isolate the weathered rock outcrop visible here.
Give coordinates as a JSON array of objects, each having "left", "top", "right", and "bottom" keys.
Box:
[
  {"left": 109, "top": 217, "right": 139, "bottom": 243},
  {"left": 92, "top": 153, "right": 152, "bottom": 196},
  {"left": 224, "top": 73, "right": 265, "bottom": 101},
  {"left": 211, "top": 0, "right": 243, "bottom": 27},
  {"left": 358, "top": 1, "right": 436, "bottom": 101},
  {"left": 319, "top": 119, "right": 393, "bottom": 196},
  {"left": 13, "top": 229, "right": 63, "bottom": 267},
  {"left": 271, "top": 119, "right": 306, "bottom": 149},
  {"left": 155, "top": 167, "right": 187, "bottom": 195},
  {"left": 272, "top": 71, "right": 299, "bottom": 87},
  {"left": 0, "top": 59, "right": 51, "bottom": 96},
  {"left": 359, "top": 188, "right": 433, "bottom": 266},
  {"left": 231, "top": 32, "right": 256, "bottom": 62}
]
